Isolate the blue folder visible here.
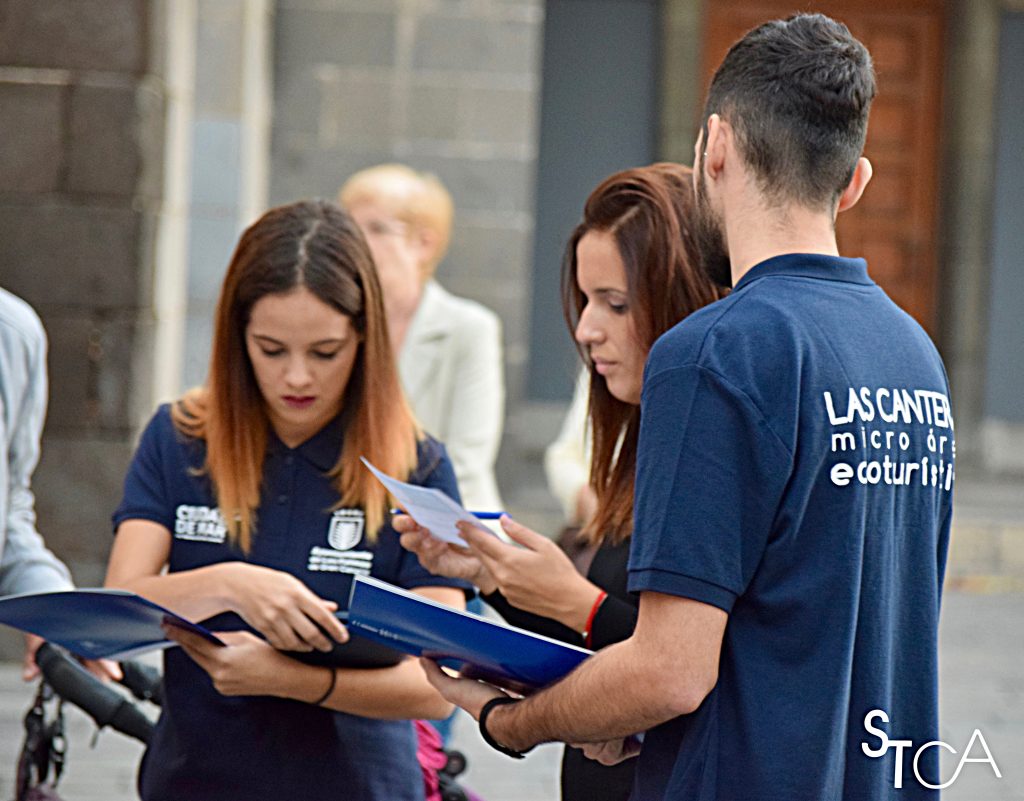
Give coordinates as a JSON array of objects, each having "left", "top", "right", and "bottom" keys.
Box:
[
  {"left": 0, "top": 588, "right": 224, "bottom": 660},
  {"left": 0, "top": 587, "right": 405, "bottom": 668},
  {"left": 347, "top": 575, "right": 593, "bottom": 694}
]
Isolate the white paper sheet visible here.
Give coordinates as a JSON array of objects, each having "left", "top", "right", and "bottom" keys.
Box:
[{"left": 361, "top": 457, "right": 496, "bottom": 545}]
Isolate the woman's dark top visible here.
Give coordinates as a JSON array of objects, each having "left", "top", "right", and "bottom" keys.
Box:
[
  {"left": 483, "top": 536, "right": 639, "bottom": 801},
  {"left": 112, "top": 406, "right": 469, "bottom": 801}
]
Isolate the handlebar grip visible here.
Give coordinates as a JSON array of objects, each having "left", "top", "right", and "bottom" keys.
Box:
[
  {"left": 118, "top": 659, "right": 164, "bottom": 706},
  {"left": 107, "top": 697, "right": 155, "bottom": 744},
  {"left": 35, "top": 642, "right": 154, "bottom": 744}
]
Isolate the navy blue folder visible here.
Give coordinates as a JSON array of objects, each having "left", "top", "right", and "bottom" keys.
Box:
[
  {"left": 0, "top": 588, "right": 224, "bottom": 660},
  {"left": 282, "top": 610, "right": 404, "bottom": 669},
  {"left": 347, "top": 575, "right": 593, "bottom": 694},
  {"left": 0, "top": 588, "right": 404, "bottom": 668}
]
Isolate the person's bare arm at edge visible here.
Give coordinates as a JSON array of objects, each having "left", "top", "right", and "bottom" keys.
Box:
[{"left": 422, "top": 590, "right": 728, "bottom": 754}]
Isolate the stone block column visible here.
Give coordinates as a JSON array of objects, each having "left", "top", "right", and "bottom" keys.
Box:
[
  {"left": 182, "top": 0, "right": 271, "bottom": 390},
  {"left": 269, "top": 0, "right": 544, "bottom": 512},
  {"left": 0, "top": 0, "right": 194, "bottom": 597}
]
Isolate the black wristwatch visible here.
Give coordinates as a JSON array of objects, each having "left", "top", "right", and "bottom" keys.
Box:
[{"left": 478, "top": 696, "right": 534, "bottom": 759}]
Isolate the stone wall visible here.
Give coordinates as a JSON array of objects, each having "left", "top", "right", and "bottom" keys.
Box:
[
  {"left": 268, "top": 0, "right": 545, "bottom": 514},
  {"left": 0, "top": 0, "right": 185, "bottom": 602}
]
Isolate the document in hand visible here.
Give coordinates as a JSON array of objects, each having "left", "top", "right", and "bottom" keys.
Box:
[
  {"left": 347, "top": 575, "right": 593, "bottom": 694},
  {"left": 361, "top": 456, "right": 495, "bottom": 546},
  {"left": 0, "top": 588, "right": 224, "bottom": 660}
]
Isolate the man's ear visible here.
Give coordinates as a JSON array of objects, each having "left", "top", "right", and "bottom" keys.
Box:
[
  {"left": 837, "top": 157, "right": 873, "bottom": 215},
  {"left": 702, "top": 114, "right": 729, "bottom": 180}
]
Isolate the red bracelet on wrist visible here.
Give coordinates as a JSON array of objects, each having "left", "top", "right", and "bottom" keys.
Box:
[{"left": 583, "top": 590, "right": 608, "bottom": 649}]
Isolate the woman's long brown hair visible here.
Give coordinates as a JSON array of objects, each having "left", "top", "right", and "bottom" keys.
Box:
[
  {"left": 172, "top": 200, "right": 418, "bottom": 551},
  {"left": 562, "top": 163, "right": 727, "bottom": 545}
]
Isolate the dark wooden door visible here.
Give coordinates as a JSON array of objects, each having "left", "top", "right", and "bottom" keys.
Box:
[{"left": 700, "top": 1, "right": 945, "bottom": 335}]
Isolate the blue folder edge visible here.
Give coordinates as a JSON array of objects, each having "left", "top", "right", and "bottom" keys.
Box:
[
  {"left": 0, "top": 588, "right": 224, "bottom": 660},
  {"left": 346, "top": 575, "right": 593, "bottom": 695},
  {"left": 0, "top": 580, "right": 595, "bottom": 687},
  {"left": 0, "top": 587, "right": 406, "bottom": 668}
]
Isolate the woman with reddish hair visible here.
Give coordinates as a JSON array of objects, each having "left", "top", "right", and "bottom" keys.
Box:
[
  {"left": 398, "top": 163, "right": 726, "bottom": 801},
  {"left": 105, "top": 200, "right": 467, "bottom": 801}
]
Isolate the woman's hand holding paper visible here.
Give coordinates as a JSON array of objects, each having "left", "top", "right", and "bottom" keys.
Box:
[
  {"left": 394, "top": 513, "right": 498, "bottom": 594},
  {"left": 458, "top": 517, "right": 603, "bottom": 632}
]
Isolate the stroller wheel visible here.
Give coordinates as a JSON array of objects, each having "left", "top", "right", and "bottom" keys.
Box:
[
  {"left": 443, "top": 748, "right": 467, "bottom": 777},
  {"left": 438, "top": 771, "right": 470, "bottom": 801}
]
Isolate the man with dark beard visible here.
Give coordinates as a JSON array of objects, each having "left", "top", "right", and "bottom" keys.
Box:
[
  {"left": 423, "top": 14, "right": 955, "bottom": 801},
  {"left": 691, "top": 134, "right": 732, "bottom": 290}
]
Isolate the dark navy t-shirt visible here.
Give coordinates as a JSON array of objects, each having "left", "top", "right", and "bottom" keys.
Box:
[
  {"left": 628, "top": 255, "right": 954, "bottom": 801},
  {"left": 113, "top": 405, "right": 468, "bottom": 801}
]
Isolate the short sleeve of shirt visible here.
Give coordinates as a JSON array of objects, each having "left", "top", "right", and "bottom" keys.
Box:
[
  {"left": 112, "top": 406, "right": 177, "bottom": 533},
  {"left": 627, "top": 362, "right": 792, "bottom": 612},
  {"left": 392, "top": 439, "right": 473, "bottom": 597}
]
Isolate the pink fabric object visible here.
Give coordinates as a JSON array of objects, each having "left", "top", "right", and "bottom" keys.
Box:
[{"left": 415, "top": 720, "right": 447, "bottom": 801}]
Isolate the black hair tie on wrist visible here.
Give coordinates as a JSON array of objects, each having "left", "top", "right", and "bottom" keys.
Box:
[
  {"left": 478, "top": 696, "right": 534, "bottom": 759},
  {"left": 312, "top": 667, "right": 337, "bottom": 706}
]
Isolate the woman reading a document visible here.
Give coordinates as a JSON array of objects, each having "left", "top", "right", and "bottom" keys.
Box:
[
  {"left": 105, "top": 200, "right": 466, "bottom": 801},
  {"left": 397, "top": 163, "right": 725, "bottom": 801}
]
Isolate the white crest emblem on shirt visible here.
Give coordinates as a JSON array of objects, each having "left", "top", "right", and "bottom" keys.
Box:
[{"left": 327, "top": 509, "right": 364, "bottom": 551}]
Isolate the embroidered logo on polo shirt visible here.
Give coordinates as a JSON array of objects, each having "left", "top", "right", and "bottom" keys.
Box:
[
  {"left": 327, "top": 509, "right": 365, "bottom": 551},
  {"left": 307, "top": 509, "right": 374, "bottom": 575},
  {"left": 174, "top": 505, "right": 227, "bottom": 544},
  {"left": 307, "top": 547, "right": 373, "bottom": 575}
]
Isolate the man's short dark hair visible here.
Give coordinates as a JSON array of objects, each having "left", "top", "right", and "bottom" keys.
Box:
[{"left": 702, "top": 13, "right": 876, "bottom": 210}]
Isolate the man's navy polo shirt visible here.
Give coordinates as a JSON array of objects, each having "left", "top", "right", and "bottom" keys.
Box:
[
  {"left": 113, "top": 405, "right": 468, "bottom": 801},
  {"left": 628, "top": 254, "right": 954, "bottom": 801}
]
